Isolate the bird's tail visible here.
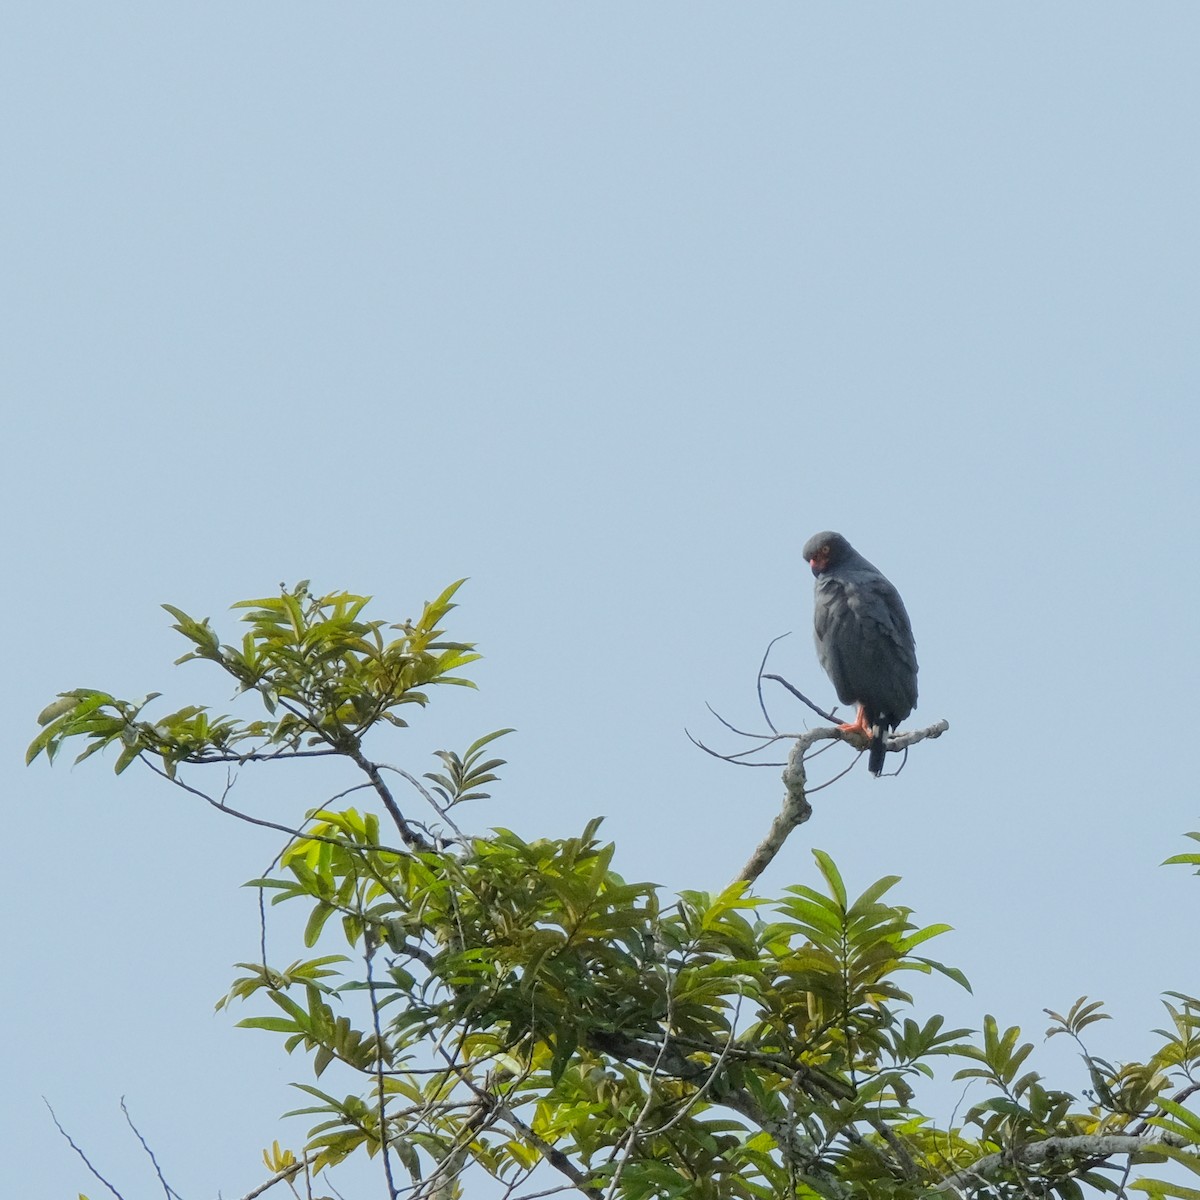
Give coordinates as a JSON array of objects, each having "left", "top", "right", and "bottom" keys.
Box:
[{"left": 868, "top": 717, "right": 889, "bottom": 776}]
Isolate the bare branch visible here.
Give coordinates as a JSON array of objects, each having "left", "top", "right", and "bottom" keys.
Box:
[{"left": 701, "top": 644, "right": 949, "bottom": 882}]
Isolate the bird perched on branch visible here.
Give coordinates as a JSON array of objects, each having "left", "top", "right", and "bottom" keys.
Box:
[{"left": 802, "top": 531, "right": 918, "bottom": 776}]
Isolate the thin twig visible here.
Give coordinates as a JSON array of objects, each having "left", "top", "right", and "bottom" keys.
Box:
[
  {"left": 44, "top": 1099, "right": 126, "bottom": 1200},
  {"left": 179, "top": 748, "right": 340, "bottom": 764},
  {"left": 120, "top": 1098, "right": 183, "bottom": 1200},
  {"left": 755, "top": 633, "right": 791, "bottom": 734},
  {"left": 1115, "top": 1155, "right": 1134, "bottom": 1200},
  {"left": 365, "top": 937, "right": 401, "bottom": 1200},
  {"left": 497, "top": 1163, "right": 535, "bottom": 1200},
  {"left": 511, "top": 1185, "right": 585, "bottom": 1200},
  {"left": 703, "top": 702, "right": 782, "bottom": 742},
  {"left": 806, "top": 754, "right": 862, "bottom": 795},
  {"left": 144, "top": 760, "right": 408, "bottom": 856},
  {"left": 684, "top": 728, "right": 788, "bottom": 767},
  {"left": 257, "top": 877, "right": 270, "bottom": 981},
  {"left": 761, "top": 674, "right": 840, "bottom": 723},
  {"left": 604, "top": 973, "right": 677, "bottom": 1200},
  {"left": 380, "top": 764, "right": 467, "bottom": 841},
  {"left": 646, "top": 990, "right": 744, "bottom": 1138}
]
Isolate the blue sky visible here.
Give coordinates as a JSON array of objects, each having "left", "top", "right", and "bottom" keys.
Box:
[{"left": 4, "top": 5, "right": 1198, "bottom": 1196}]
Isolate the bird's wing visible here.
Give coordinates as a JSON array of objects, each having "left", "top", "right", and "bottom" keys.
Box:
[
  {"left": 815, "top": 571, "right": 917, "bottom": 714},
  {"left": 813, "top": 578, "right": 860, "bottom": 705},
  {"left": 850, "top": 575, "right": 915, "bottom": 656},
  {"left": 844, "top": 572, "right": 918, "bottom": 710}
]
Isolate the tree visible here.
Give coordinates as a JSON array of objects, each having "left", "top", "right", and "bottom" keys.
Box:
[{"left": 29, "top": 580, "right": 1200, "bottom": 1199}]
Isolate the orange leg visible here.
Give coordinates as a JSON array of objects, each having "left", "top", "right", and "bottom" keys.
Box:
[{"left": 837, "top": 705, "right": 873, "bottom": 738}]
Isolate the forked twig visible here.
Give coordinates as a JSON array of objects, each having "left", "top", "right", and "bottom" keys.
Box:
[{"left": 684, "top": 727, "right": 787, "bottom": 768}]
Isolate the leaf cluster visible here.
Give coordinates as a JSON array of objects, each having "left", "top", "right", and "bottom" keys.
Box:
[{"left": 28, "top": 580, "right": 478, "bottom": 776}]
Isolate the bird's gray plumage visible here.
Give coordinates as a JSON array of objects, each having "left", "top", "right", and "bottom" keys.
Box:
[{"left": 802, "top": 531, "right": 918, "bottom": 775}]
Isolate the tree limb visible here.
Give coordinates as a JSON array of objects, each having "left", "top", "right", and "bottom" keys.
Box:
[
  {"left": 345, "top": 745, "right": 434, "bottom": 851},
  {"left": 735, "top": 719, "right": 951, "bottom": 884},
  {"left": 887, "top": 719, "right": 950, "bottom": 755},
  {"left": 733, "top": 728, "right": 826, "bottom": 884},
  {"left": 935, "top": 1131, "right": 1194, "bottom": 1193}
]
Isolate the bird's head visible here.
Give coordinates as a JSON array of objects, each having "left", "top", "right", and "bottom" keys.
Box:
[{"left": 802, "top": 530, "right": 851, "bottom": 577}]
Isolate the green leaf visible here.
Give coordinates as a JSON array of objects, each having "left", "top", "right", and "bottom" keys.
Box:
[
  {"left": 1131, "top": 1183, "right": 1200, "bottom": 1200},
  {"left": 812, "top": 849, "right": 847, "bottom": 909},
  {"left": 304, "top": 902, "right": 337, "bottom": 948},
  {"left": 1149, "top": 1145, "right": 1200, "bottom": 1179},
  {"left": 238, "top": 1016, "right": 303, "bottom": 1033}
]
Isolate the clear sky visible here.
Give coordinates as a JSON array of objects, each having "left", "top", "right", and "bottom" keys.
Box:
[{"left": 4, "top": 5, "right": 1198, "bottom": 1197}]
